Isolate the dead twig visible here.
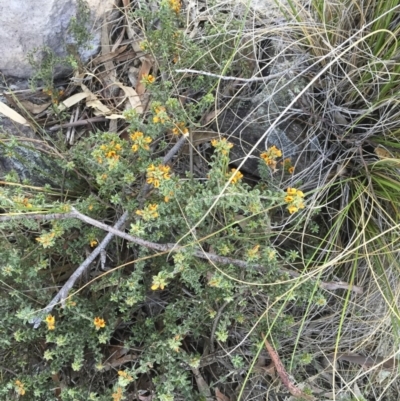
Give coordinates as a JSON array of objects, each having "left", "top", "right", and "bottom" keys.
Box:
[
  {"left": 262, "top": 335, "right": 315, "bottom": 401},
  {"left": 48, "top": 117, "right": 107, "bottom": 131},
  {"left": 175, "top": 68, "right": 293, "bottom": 82}
]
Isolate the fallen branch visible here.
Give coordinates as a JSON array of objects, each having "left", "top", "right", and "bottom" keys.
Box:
[
  {"left": 7, "top": 205, "right": 363, "bottom": 295},
  {"left": 17, "top": 205, "right": 363, "bottom": 326}
]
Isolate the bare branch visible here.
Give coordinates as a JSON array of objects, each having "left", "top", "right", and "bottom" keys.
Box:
[
  {"left": 29, "top": 133, "right": 189, "bottom": 327},
  {"left": 175, "top": 68, "right": 293, "bottom": 82}
]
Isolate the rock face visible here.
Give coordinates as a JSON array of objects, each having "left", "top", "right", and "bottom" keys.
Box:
[{"left": 0, "top": 0, "right": 114, "bottom": 78}]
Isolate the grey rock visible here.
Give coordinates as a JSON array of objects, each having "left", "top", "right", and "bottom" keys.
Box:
[
  {"left": 214, "top": 40, "right": 320, "bottom": 178},
  {"left": 0, "top": 117, "right": 76, "bottom": 189},
  {"left": 0, "top": 0, "right": 114, "bottom": 79}
]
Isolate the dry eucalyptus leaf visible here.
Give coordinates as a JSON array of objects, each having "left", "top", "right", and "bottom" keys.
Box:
[
  {"left": 19, "top": 100, "right": 51, "bottom": 115},
  {"left": 0, "top": 101, "right": 29, "bottom": 126},
  {"left": 215, "top": 388, "right": 230, "bottom": 401},
  {"left": 59, "top": 92, "right": 89, "bottom": 111},
  {"left": 115, "top": 82, "right": 143, "bottom": 113},
  {"left": 106, "top": 114, "right": 126, "bottom": 120},
  {"left": 87, "top": 99, "right": 112, "bottom": 115}
]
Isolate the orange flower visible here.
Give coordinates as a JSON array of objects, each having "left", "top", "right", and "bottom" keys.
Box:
[{"left": 93, "top": 317, "right": 106, "bottom": 330}]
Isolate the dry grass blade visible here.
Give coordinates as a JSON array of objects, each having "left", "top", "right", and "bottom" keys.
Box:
[{"left": 0, "top": 100, "right": 29, "bottom": 126}]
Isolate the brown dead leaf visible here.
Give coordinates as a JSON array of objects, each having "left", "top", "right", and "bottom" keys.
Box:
[
  {"left": 115, "top": 83, "right": 143, "bottom": 113},
  {"left": 19, "top": 100, "right": 51, "bottom": 115},
  {"left": 80, "top": 84, "right": 113, "bottom": 116},
  {"left": 0, "top": 101, "right": 29, "bottom": 126},
  {"left": 136, "top": 57, "right": 153, "bottom": 95},
  {"left": 92, "top": 45, "right": 128, "bottom": 66},
  {"left": 105, "top": 114, "right": 126, "bottom": 120},
  {"left": 202, "top": 109, "right": 222, "bottom": 125},
  {"left": 260, "top": 362, "right": 277, "bottom": 379},
  {"left": 215, "top": 388, "right": 230, "bottom": 401},
  {"left": 88, "top": 99, "right": 113, "bottom": 115}
]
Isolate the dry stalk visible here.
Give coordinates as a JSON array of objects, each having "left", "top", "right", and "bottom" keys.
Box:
[{"left": 262, "top": 335, "right": 315, "bottom": 401}]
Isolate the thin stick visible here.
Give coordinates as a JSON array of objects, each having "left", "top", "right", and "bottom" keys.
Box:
[
  {"left": 175, "top": 68, "right": 293, "bottom": 82},
  {"left": 263, "top": 335, "right": 315, "bottom": 401},
  {"left": 48, "top": 117, "right": 108, "bottom": 131}
]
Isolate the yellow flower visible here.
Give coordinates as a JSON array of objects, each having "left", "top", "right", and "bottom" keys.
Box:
[
  {"left": 15, "top": 380, "right": 25, "bottom": 395},
  {"left": 268, "top": 145, "right": 282, "bottom": 158},
  {"left": 136, "top": 204, "right": 159, "bottom": 221},
  {"left": 98, "top": 141, "right": 123, "bottom": 162},
  {"left": 93, "top": 317, "right": 106, "bottom": 330},
  {"left": 261, "top": 146, "right": 282, "bottom": 171},
  {"left": 118, "top": 370, "right": 133, "bottom": 381},
  {"left": 229, "top": 168, "right": 243, "bottom": 184},
  {"left": 130, "top": 131, "right": 143, "bottom": 141},
  {"left": 169, "top": 0, "right": 181, "bottom": 13},
  {"left": 90, "top": 239, "right": 98, "bottom": 248},
  {"left": 142, "top": 74, "right": 155, "bottom": 84},
  {"left": 146, "top": 164, "right": 171, "bottom": 188},
  {"left": 153, "top": 105, "right": 169, "bottom": 124},
  {"left": 288, "top": 166, "right": 295, "bottom": 174},
  {"left": 151, "top": 274, "right": 168, "bottom": 290},
  {"left": 45, "top": 315, "right": 55, "bottom": 330},
  {"left": 172, "top": 122, "right": 189, "bottom": 136},
  {"left": 130, "top": 131, "right": 152, "bottom": 152},
  {"left": 284, "top": 188, "right": 306, "bottom": 214},
  {"left": 152, "top": 282, "right": 164, "bottom": 290},
  {"left": 112, "top": 387, "right": 123, "bottom": 401},
  {"left": 211, "top": 138, "right": 234, "bottom": 155},
  {"left": 247, "top": 244, "right": 260, "bottom": 259}
]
